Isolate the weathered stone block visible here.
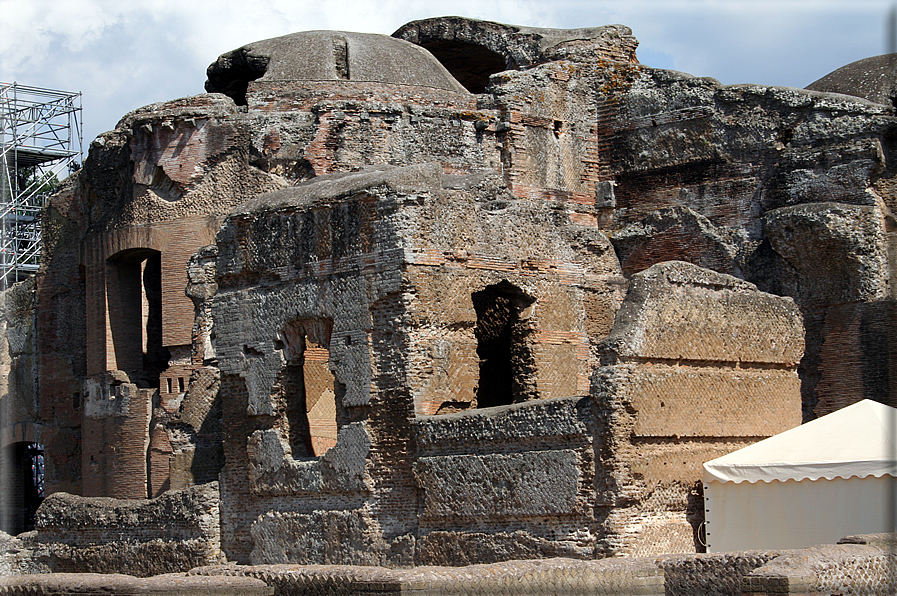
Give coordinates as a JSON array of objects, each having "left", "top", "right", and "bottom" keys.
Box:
[
  {"left": 415, "top": 450, "right": 581, "bottom": 519},
  {"left": 765, "top": 202, "right": 889, "bottom": 306},
  {"left": 414, "top": 396, "right": 592, "bottom": 453},
  {"left": 602, "top": 364, "right": 801, "bottom": 438},
  {"left": 249, "top": 509, "right": 413, "bottom": 566},
  {"left": 247, "top": 422, "right": 371, "bottom": 496},
  {"left": 33, "top": 483, "right": 223, "bottom": 576},
  {"left": 416, "top": 530, "right": 591, "bottom": 565},
  {"left": 602, "top": 261, "right": 804, "bottom": 365},
  {"left": 610, "top": 206, "right": 743, "bottom": 278}
]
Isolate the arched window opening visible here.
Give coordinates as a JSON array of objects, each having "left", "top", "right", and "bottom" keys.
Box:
[
  {"left": 472, "top": 281, "right": 536, "bottom": 408},
  {"left": 274, "top": 318, "right": 341, "bottom": 458},
  {"left": 106, "top": 249, "right": 169, "bottom": 387}
]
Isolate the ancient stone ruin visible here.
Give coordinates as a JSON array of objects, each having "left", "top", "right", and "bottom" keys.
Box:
[{"left": 1, "top": 15, "right": 895, "bottom": 581}]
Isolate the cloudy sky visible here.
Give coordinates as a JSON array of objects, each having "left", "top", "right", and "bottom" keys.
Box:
[{"left": 0, "top": 0, "right": 893, "bottom": 150}]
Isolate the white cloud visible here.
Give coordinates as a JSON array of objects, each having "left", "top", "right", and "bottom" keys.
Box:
[{"left": 0, "top": 0, "right": 889, "bottom": 146}]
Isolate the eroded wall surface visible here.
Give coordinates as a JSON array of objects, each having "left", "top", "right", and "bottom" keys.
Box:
[
  {"left": 210, "top": 165, "right": 802, "bottom": 564},
  {"left": 4, "top": 14, "right": 892, "bottom": 568},
  {"left": 595, "top": 262, "right": 803, "bottom": 556},
  {"left": 209, "top": 162, "right": 625, "bottom": 563},
  {"left": 0, "top": 278, "right": 40, "bottom": 535},
  {"left": 32, "top": 482, "right": 224, "bottom": 577}
]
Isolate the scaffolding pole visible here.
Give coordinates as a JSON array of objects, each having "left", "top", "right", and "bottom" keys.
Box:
[{"left": 0, "top": 82, "right": 82, "bottom": 290}]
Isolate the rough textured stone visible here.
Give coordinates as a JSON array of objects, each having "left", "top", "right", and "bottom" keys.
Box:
[
  {"left": 601, "top": 261, "right": 804, "bottom": 365},
  {"left": 33, "top": 483, "right": 223, "bottom": 577},
  {"left": 744, "top": 543, "right": 897, "bottom": 596},
  {"left": 610, "top": 207, "right": 745, "bottom": 278},
  {"left": 594, "top": 261, "right": 802, "bottom": 557},
  {"left": 3, "top": 13, "right": 893, "bottom": 571},
  {"left": 191, "top": 557, "right": 666, "bottom": 595},
  {"left": 764, "top": 202, "right": 890, "bottom": 306},
  {"left": 415, "top": 450, "right": 581, "bottom": 519},
  {"left": 187, "top": 538, "right": 897, "bottom": 596},
  {"left": 806, "top": 53, "right": 897, "bottom": 106},
  {"left": 0, "top": 531, "right": 49, "bottom": 576},
  {"left": 0, "top": 572, "right": 272, "bottom": 595},
  {"left": 394, "top": 16, "right": 639, "bottom": 92},
  {"left": 249, "top": 510, "right": 414, "bottom": 567}
]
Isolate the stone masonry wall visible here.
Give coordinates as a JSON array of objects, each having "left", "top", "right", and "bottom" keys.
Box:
[
  {"left": 213, "top": 165, "right": 434, "bottom": 564},
  {"left": 5, "top": 14, "right": 892, "bottom": 574},
  {"left": 4, "top": 537, "right": 895, "bottom": 595},
  {"left": 594, "top": 262, "right": 803, "bottom": 557},
  {"left": 212, "top": 163, "right": 629, "bottom": 565},
  {"left": 31, "top": 482, "right": 224, "bottom": 577},
  {"left": 413, "top": 397, "right": 600, "bottom": 564},
  {"left": 38, "top": 94, "right": 285, "bottom": 500},
  {"left": 0, "top": 278, "right": 39, "bottom": 536},
  {"left": 399, "top": 19, "right": 896, "bottom": 425}
]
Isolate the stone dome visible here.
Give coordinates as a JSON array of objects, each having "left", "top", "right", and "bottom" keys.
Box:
[
  {"left": 805, "top": 54, "right": 897, "bottom": 107},
  {"left": 205, "top": 30, "right": 468, "bottom": 104}
]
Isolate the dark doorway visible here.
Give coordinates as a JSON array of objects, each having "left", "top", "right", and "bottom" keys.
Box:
[
  {"left": 419, "top": 40, "right": 509, "bottom": 93},
  {"left": 0, "top": 442, "right": 44, "bottom": 535},
  {"left": 472, "top": 281, "right": 536, "bottom": 408}
]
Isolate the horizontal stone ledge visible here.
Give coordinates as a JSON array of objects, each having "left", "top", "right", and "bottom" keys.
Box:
[{"left": 0, "top": 573, "right": 272, "bottom": 596}]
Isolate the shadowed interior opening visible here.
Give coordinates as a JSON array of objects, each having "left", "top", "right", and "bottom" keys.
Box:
[
  {"left": 420, "top": 40, "right": 508, "bottom": 93},
  {"left": 0, "top": 442, "right": 44, "bottom": 535},
  {"left": 106, "top": 249, "right": 169, "bottom": 387},
  {"left": 473, "top": 281, "right": 536, "bottom": 408},
  {"left": 204, "top": 48, "right": 270, "bottom": 106}
]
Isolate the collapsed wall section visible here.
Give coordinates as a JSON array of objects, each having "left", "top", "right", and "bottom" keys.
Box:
[
  {"left": 393, "top": 17, "right": 639, "bottom": 92},
  {"left": 213, "top": 165, "right": 436, "bottom": 565},
  {"left": 592, "top": 68, "right": 896, "bottom": 421},
  {"left": 13, "top": 15, "right": 891, "bottom": 570},
  {"left": 399, "top": 172, "right": 625, "bottom": 415},
  {"left": 38, "top": 94, "right": 286, "bottom": 500}
]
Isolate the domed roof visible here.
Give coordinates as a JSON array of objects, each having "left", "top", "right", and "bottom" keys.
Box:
[
  {"left": 805, "top": 54, "right": 897, "bottom": 106},
  {"left": 206, "top": 30, "right": 468, "bottom": 103}
]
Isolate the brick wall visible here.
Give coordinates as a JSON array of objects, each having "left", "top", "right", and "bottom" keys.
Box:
[{"left": 595, "top": 262, "right": 804, "bottom": 557}]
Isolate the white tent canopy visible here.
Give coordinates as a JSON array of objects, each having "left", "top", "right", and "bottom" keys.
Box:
[
  {"left": 704, "top": 399, "right": 897, "bottom": 484},
  {"left": 702, "top": 399, "right": 897, "bottom": 552}
]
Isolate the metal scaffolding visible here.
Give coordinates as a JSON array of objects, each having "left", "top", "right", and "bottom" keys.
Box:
[{"left": 0, "top": 82, "right": 82, "bottom": 290}]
